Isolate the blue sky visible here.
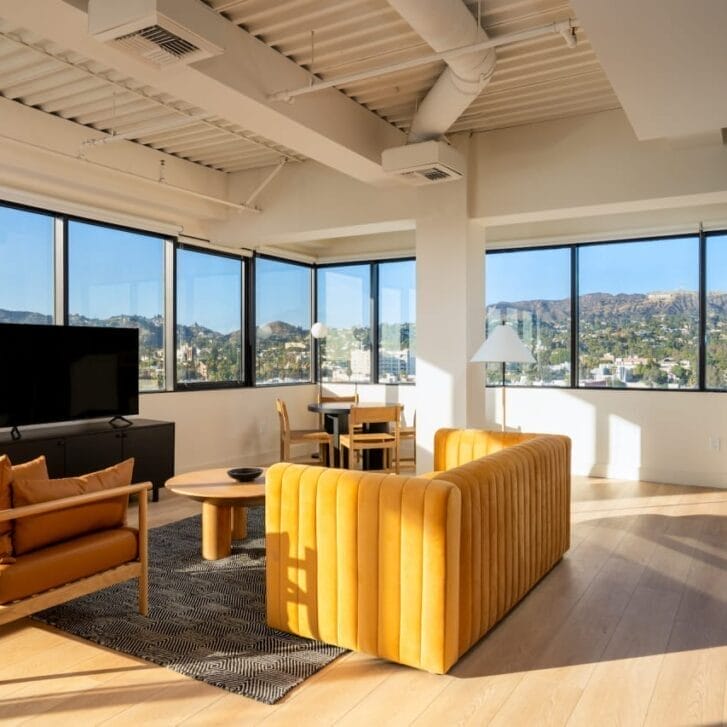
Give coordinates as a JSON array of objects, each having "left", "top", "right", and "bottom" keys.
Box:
[
  {"left": 68, "top": 221, "right": 164, "bottom": 320},
  {"left": 487, "top": 247, "right": 570, "bottom": 303},
  {"left": 317, "top": 265, "right": 370, "bottom": 328},
  {"left": 708, "top": 234, "right": 727, "bottom": 293},
  {"left": 177, "top": 247, "right": 241, "bottom": 333},
  {"left": 0, "top": 206, "right": 54, "bottom": 316},
  {"left": 256, "top": 257, "right": 311, "bottom": 329},
  {"left": 316, "top": 260, "right": 416, "bottom": 329},
  {"left": 379, "top": 260, "right": 415, "bottom": 325},
  {"left": 486, "top": 236, "right": 724, "bottom": 305}
]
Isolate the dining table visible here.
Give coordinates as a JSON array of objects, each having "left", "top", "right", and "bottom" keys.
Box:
[{"left": 307, "top": 401, "right": 388, "bottom": 469}]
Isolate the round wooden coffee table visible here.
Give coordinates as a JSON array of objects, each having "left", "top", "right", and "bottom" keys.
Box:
[{"left": 166, "top": 468, "right": 265, "bottom": 560}]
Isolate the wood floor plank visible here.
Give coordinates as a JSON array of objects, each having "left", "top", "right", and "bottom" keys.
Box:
[
  {"left": 335, "top": 662, "right": 452, "bottom": 726},
  {"left": 488, "top": 673, "right": 583, "bottom": 727},
  {"left": 0, "top": 477, "right": 724, "bottom": 726}
]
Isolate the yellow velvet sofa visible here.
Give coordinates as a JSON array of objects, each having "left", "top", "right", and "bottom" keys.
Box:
[{"left": 265, "top": 428, "right": 571, "bottom": 674}]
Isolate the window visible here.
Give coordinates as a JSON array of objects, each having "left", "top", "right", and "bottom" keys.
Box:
[
  {"left": 578, "top": 237, "right": 699, "bottom": 389},
  {"left": 67, "top": 220, "right": 166, "bottom": 392},
  {"left": 378, "top": 260, "right": 416, "bottom": 383},
  {"left": 706, "top": 233, "right": 727, "bottom": 389},
  {"left": 316, "top": 265, "right": 371, "bottom": 382},
  {"left": 486, "top": 248, "right": 570, "bottom": 386},
  {"left": 176, "top": 247, "right": 242, "bottom": 386},
  {"left": 255, "top": 257, "right": 311, "bottom": 384},
  {"left": 0, "top": 205, "right": 54, "bottom": 324}
]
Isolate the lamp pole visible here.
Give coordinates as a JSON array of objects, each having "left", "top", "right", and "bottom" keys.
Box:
[{"left": 310, "top": 322, "right": 328, "bottom": 400}]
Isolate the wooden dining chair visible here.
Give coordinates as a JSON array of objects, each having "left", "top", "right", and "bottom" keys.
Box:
[
  {"left": 275, "top": 398, "right": 333, "bottom": 465},
  {"left": 339, "top": 404, "right": 402, "bottom": 474},
  {"left": 398, "top": 409, "right": 416, "bottom": 469},
  {"left": 316, "top": 391, "right": 359, "bottom": 429}
]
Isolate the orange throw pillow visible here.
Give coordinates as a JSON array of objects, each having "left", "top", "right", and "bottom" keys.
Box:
[
  {"left": 11, "top": 458, "right": 134, "bottom": 556},
  {"left": 11, "top": 455, "right": 49, "bottom": 482},
  {"left": 0, "top": 456, "right": 13, "bottom": 564}
]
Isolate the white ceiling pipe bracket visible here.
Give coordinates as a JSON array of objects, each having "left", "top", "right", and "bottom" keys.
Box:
[
  {"left": 387, "top": 0, "right": 495, "bottom": 142},
  {"left": 244, "top": 157, "right": 288, "bottom": 208}
]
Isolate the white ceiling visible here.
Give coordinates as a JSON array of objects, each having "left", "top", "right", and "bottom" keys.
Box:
[
  {"left": 0, "top": 0, "right": 722, "bottom": 183},
  {"left": 572, "top": 0, "right": 727, "bottom": 140},
  {"left": 204, "top": 0, "right": 620, "bottom": 135},
  {"left": 0, "top": 20, "right": 305, "bottom": 173},
  {"left": 0, "top": 0, "right": 621, "bottom": 177}
]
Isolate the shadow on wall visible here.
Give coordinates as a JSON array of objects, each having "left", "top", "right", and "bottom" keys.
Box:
[{"left": 493, "top": 386, "right": 727, "bottom": 487}]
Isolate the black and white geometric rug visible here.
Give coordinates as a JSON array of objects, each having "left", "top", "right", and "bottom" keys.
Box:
[{"left": 34, "top": 509, "right": 346, "bottom": 705}]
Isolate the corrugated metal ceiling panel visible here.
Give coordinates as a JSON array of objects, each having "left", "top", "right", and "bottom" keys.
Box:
[
  {"left": 206, "top": 0, "right": 620, "bottom": 134},
  {"left": 0, "top": 23, "right": 305, "bottom": 173}
]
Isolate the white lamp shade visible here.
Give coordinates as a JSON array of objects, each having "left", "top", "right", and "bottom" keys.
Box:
[
  {"left": 311, "top": 321, "right": 328, "bottom": 339},
  {"left": 471, "top": 324, "right": 535, "bottom": 364}
]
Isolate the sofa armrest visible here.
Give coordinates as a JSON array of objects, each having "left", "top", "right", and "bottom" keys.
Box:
[
  {"left": 265, "top": 463, "right": 462, "bottom": 674},
  {"left": 0, "top": 482, "right": 152, "bottom": 522},
  {"left": 433, "top": 428, "right": 540, "bottom": 470}
]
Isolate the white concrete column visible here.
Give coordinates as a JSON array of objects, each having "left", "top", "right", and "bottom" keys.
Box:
[{"left": 415, "top": 142, "right": 486, "bottom": 471}]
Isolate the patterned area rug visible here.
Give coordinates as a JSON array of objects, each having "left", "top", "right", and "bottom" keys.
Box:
[{"left": 34, "top": 509, "right": 346, "bottom": 705}]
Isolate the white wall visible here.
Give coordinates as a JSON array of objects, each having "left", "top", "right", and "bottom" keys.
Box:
[
  {"left": 140, "top": 385, "right": 320, "bottom": 473},
  {"left": 139, "top": 382, "right": 417, "bottom": 475},
  {"left": 486, "top": 388, "right": 727, "bottom": 488}
]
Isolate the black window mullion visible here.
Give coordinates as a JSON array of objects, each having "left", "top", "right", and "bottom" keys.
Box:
[
  {"left": 571, "top": 245, "right": 578, "bottom": 388},
  {"left": 699, "top": 226, "right": 707, "bottom": 390},
  {"left": 244, "top": 255, "right": 255, "bottom": 387},
  {"left": 371, "top": 263, "right": 380, "bottom": 383}
]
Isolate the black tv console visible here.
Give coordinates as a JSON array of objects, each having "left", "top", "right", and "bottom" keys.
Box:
[{"left": 0, "top": 418, "right": 174, "bottom": 502}]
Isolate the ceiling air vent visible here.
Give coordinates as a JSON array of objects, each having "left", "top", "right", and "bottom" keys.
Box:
[
  {"left": 382, "top": 141, "right": 464, "bottom": 185},
  {"left": 88, "top": 0, "right": 225, "bottom": 68}
]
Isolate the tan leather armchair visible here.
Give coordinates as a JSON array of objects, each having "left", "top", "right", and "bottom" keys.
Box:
[{"left": 0, "top": 482, "right": 150, "bottom": 625}]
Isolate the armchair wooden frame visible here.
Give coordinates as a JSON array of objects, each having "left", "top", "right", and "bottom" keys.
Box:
[
  {"left": 339, "top": 404, "right": 402, "bottom": 474},
  {"left": 276, "top": 398, "right": 333, "bottom": 465},
  {"left": 0, "top": 482, "right": 151, "bottom": 626}
]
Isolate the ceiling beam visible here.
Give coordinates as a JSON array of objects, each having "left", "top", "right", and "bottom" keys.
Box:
[{"left": 1, "top": 0, "right": 407, "bottom": 183}]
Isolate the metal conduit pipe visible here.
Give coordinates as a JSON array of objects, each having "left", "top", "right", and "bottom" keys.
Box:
[{"left": 386, "top": 0, "right": 496, "bottom": 142}]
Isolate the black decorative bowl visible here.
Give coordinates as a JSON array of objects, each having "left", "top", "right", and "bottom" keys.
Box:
[{"left": 227, "top": 467, "right": 263, "bottom": 483}]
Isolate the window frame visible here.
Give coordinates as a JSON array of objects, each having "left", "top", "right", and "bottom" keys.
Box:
[
  {"left": 487, "top": 231, "right": 711, "bottom": 393},
  {"left": 253, "top": 252, "right": 315, "bottom": 388},
  {"left": 0, "top": 199, "right": 59, "bottom": 325},
  {"left": 173, "top": 242, "right": 247, "bottom": 391},
  {"left": 315, "top": 256, "right": 416, "bottom": 386},
  {"left": 314, "top": 259, "right": 375, "bottom": 385},
  {"left": 485, "top": 244, "right": 573, "bottom": 388},
  {"left": 0, "top": 198, "right": 420, "bottom": 394},
  {"left": 65, "top": 212, "right": 172, "bottom": 393}
]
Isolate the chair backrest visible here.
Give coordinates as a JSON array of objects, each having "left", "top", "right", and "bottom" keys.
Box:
[
  {"left": 350, "top": 404, "right": 401, "bottom": 430},
  {"left": 275, "top": 399, "right": 290, "bottom": 460},
  {"left": 400, "top": 408, "right": 416, "bottom": 427},
  {"left": 318, "top": 393, "right": 359, "bottom": 405}
]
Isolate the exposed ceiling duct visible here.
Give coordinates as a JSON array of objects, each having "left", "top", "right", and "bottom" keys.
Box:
[{"left": 386, "top": 0, "right": 496, "bottom": 142}]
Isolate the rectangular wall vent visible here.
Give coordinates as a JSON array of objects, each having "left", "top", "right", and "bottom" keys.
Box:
[{"left": 89, "top": 0, "right": 225, "bottom": 69}]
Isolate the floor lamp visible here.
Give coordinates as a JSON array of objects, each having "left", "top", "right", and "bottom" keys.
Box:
[
  {"left": 471, "top": 324, "right": 535, "bottom": 432},
  {"left": 311, "top": 321, "right": 328, "bottom": 400}
]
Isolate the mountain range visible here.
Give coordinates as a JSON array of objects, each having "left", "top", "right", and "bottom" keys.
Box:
[{"left": 489, "top": 291, "right": 727, "bottom": 325}]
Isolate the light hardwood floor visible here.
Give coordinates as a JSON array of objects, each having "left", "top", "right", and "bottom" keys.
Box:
[{"left": 1, "top": 476, "right": 725, "bottom": 726}]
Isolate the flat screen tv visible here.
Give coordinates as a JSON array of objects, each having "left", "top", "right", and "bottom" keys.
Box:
[{"left": 0, "top": 323, "right": 139, "bottom": 430}]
